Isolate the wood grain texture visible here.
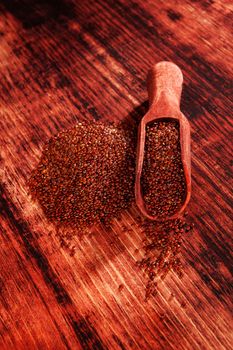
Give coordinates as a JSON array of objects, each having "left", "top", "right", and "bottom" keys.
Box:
[{"left": 0, "top": 0, "right": 232, "bottom": 349}]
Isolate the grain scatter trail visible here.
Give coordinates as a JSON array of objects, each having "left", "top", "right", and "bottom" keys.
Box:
[{"left": 136, "top": 214, "right": 194, "bottom": 301}]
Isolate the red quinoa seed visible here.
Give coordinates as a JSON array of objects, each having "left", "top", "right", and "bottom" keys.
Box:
[
  {"left": 136, "top": 215, "right": 193, "bottom": 300},
  {"left": 141, "top": 120, "right": 186, "bottom": 218},
  {"left": 28, "top": 121, "right": 136, "bottom": 232},
  {"left": 28, "top": 119, "right": 192, "bottom": 298}
]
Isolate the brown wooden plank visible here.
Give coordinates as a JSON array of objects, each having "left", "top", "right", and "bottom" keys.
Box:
[{"left": 0, "top": 0, "right": 232, "bottom": 349}]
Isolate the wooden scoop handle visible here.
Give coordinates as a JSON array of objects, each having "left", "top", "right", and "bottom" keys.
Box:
[{"left": 147, "top": 62, "right": 183, "bottom": 116}]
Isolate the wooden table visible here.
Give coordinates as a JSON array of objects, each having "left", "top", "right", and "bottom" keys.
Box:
[{"left": 0, "top": 1, "right": 232, "bottom": 349}]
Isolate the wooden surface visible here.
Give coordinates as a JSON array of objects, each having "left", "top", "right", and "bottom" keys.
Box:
[{"left": 0, "top": 0, "right": 232, "bottom": 349}]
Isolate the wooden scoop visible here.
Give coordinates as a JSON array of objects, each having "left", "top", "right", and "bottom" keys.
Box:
[{"left": 135, "top": 61, "right": 191, "bottom": 221}]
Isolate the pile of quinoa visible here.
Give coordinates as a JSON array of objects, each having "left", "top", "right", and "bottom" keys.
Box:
[
  {"left": 28, "top": 121, "right": 136, "bottom": 230},
  {"left": 141, "top": 120, "right": 186, "bottom": 218}
]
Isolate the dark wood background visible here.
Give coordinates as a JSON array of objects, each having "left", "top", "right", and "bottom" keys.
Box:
[{"left": 0, "top": 0, "right": 232, "bottom": 349}]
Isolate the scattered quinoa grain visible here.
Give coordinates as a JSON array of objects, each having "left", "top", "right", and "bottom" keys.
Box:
[
  {"left": 136, "top": 215, "right": 193, "bottom": 300},
  {"left": 118, "top": 284, "right": 124, "bottom": 292}
]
